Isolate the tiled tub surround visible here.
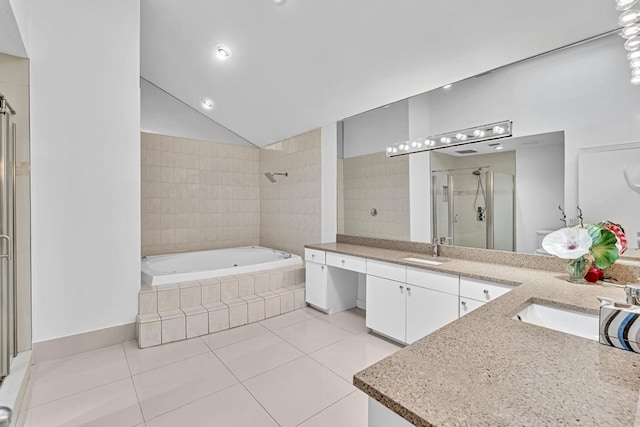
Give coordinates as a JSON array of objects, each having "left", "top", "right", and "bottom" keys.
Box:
[
  {"left": 137, "top": 265, "right": 306, "bottom": 348},
  {"left": 305, "top": 242, "right": 640, "bottom": 426},
  {"left": 260, "top": 128, "right": 322, "bottom": 257},
  {"left": 141, "top": 132, "right": 260, "bottom": 256}
]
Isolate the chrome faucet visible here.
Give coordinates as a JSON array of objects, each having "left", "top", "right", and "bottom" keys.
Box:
[
  {"left": 625, "top": 285, "right": 640, "bottom": 305},
  {"left": 432, "top": 239, "right": 439, "bottom": 257}
]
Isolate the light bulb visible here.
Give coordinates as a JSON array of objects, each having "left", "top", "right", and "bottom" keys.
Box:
[
  {"left": 392, "top": 148, "right": 398, "bottom": 154},
  {"left": 429, "top": 140, "right": 436, "bottom": 146},
  {"left": 617, "top": 0, "right": 638, "bottom": 11},
  {"left": 629, "top": 50, "right": 640, "bottom": 61},
  {"left": 442, "top": 84, "right": 452, "bottom": 89},
  {"left": 622, "top": 24, "right": 640, "bottom": 39},
  {"left": 440, "top": 137, "right": 451, "bottom": 144},
  {"left": 631, "top": 58, "right": 640, "bottom": 68},
  {"left": 455, "top": 133, "right": 467, "bottom": 141},
  {"left": 416, "top": 142, "right": 423, "bottom": 148},
  {"left": 492, "top": 126, "right": 505, "bottom": 134},
  {"left": 398, "top": 144, "right": 405, "bottom": 150},
  {"left": 473, "top": 129, "right": 485, "bottom": 137},
  {"left": 386, "top": 147, "right": 393, "bottom": 153},
  {"left": 215, "top": 44, "right": 232, "bottom": 59},
  {"left": 633, "top": 68, "right": 640, "bottom": 77},
  {"left": 625, "top": 36, "right": 640, "bottom": 50},
  {"left": 620, "top": 9, "right": 640, "bottom": 26},
  {"left": 632, "top": 75, "right": 640, "bottom": 85},
  {"left": 411, "top": 141, "right": 419, "bottom": 147},
  {"left": 495, "top": 146, "right": 504, "bottom": 150},
  {"left": 201, "top": 98, "right": 215, "bottom": 109}
]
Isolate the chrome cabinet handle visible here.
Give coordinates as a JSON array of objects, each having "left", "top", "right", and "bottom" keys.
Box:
[
  {"left": 461, "top": 300, "right": 467, "bottom": 306},
  {"left": 311, "top": 254, "right": 315, "bottom": 258},
  {"left": 320, "top": 265, "right": 324, "bottom": 270},
  {"left": 406, "top": 287, "right": 411, "bottom": 292},
  {"left": 399, "top": 285, "right": 404, "bottom": 290},
  {"left": 341, "top": 259, "right": 345, "bottom": 264},
  {"left": 483, "top": 289, "right": 489, "bottom": 295}
]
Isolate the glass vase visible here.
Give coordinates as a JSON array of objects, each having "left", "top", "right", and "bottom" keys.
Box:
[{"left": 566, "top": 256, "right": 589, "bottom": 284}]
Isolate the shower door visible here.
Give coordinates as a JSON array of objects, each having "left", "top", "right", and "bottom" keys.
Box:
[
  {"left": 0, "top": 95, "right": 16, "bottom": 383},
  {"left": 432, "top": 169, "right": 514, "bottom": 251}
]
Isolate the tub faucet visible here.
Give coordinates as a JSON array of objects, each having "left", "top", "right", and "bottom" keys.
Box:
[
  {"left": 432, "top": 239, "right": 439, "bottom": 257},
  {"left": 625, "top": 285, "right": 640, "bottom": 305}
]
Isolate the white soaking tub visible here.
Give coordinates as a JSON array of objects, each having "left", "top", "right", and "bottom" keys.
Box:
[{"left": 141, "top": 246, "right": 302, "bottom": 286}]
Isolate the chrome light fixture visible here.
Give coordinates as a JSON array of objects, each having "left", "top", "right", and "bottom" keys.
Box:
[
  {"left": 615, "top": 0, "right": 640, "bottom": 84},
  {"left": 386, "top": 120, "right": 512, "bottom": 157}
]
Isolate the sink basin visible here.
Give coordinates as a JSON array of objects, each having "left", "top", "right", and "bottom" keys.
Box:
[
  {"left": 514, "top": 303, "right": 599, "bottom": 341},
  {"left": 403, "top": 257, "right": 443, "bottom": 266}
]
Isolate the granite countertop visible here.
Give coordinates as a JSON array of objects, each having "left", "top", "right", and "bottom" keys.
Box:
[{"left": 305, "top": 242, "right": 640, "bottom": 426}]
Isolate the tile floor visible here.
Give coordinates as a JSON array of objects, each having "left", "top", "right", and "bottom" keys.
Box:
[{"left": 16, "top": 307, "right": 402, "bottom": 427}]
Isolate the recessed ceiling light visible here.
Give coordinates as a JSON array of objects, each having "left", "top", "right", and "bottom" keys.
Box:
[
  {"left": 215, "top": 44, "right": 232, "bottom": 59},
  {"left": 442, "top": 84, "right": 452, "bottom": 89},
  {"left": 495, "top": 145, "right": 504, "bottom": 150},
  {"left": 273, "top": 0, "right": 286, "bottom": 4},
  {"left": 201, "top": 98, "right": 215, "bottom": 109}
]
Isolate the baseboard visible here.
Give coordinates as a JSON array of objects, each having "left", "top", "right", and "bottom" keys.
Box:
[{"left": 32, "top": 322, "right": 136, "bottom": 364}]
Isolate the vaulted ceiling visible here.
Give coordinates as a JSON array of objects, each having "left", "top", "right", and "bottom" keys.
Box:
[{"left": 141, "top": 0, "right": 619, "bottom": 147}]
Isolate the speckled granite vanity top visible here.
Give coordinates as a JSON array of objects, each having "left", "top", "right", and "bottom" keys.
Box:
[{"left": 305, "top": 242, "right": 640, "bottom": 426}]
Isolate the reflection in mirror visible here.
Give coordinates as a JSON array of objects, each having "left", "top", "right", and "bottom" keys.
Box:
[
  {"left": 430, "top": 132, "right": 564, "bottom": 253},
  {"left": 338, "top": 34, "right": 640, "bottom": 254}
]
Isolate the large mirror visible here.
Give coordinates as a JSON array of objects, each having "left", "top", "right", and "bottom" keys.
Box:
[{"left": 337, "top": 33, "right": 640, "bottom": 254}]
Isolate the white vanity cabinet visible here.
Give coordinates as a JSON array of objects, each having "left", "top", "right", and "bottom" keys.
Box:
[
  {"left": 305, "top": 248, "right": 359, "bottom": 314},
  {"left": 367, "top": 264, "right": 459, "bottom": 344},
  {"left": 459, "top": 277, "right": 513, "bottom": 317}
]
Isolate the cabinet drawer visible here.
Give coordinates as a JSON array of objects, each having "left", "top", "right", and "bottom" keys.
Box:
[
  {"left": 366, "top": 260, "right": 406, "bottom": 282},
  {"left": 459, "top": 277, "right": 513, "bottom": 302},
  {"left": 326, "top": 252, "right": 367, "bottom": 273},
  {"left": 406, "top": 267, "right": 458, "bottom": 295},
  {"left": 459, "top": 298, "right": 485, "bottom": 317},
  {"left": 304, "top": 248, "right": 326, "bottom": 264}
]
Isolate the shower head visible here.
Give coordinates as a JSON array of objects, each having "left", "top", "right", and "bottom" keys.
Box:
[{"left": 264, "top": 172, "right": 288, "bottom": 183}]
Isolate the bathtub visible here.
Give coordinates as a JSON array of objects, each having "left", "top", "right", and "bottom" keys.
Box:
[{"left": 142, "top": 246, "right": 302, "bottom": 286}]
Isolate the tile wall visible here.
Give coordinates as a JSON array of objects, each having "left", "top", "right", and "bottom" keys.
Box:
[
  {"left": 260, "top": 129, "right": 322, "bottom": 256},
  {"left": 341, "top": 151, "right": 410, "bottom": 240},
  {"left": 141, "top": 133, "right": 260, "bottom": 256}
]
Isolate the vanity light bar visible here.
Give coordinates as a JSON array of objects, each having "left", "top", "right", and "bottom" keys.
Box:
[{"left": 386, "top": 120, "right": 513, "bottom": 157}]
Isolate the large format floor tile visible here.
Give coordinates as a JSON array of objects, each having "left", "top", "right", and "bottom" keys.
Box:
[
  {"left": 259, "top": 307, "right": 318, "bottom": 331},
  {"left": 310, "top": 332, "right": 401, "bottom": 381},
  {"left": 214, "top": 332, "right": 304, "bottom": 381},
  {"left": 123, "top": 337, "right": 210, "bottom": 375},
  {"left": 298, "top": 390, "right": 368, "bottom": 427},
  {"left": 321, "top": 308, "right": 369, "bottom": 334},
  {"left": 132, "top": 352, "right": 238, "bottom": 420},
  {"left": 201, "top": 322, "right": 271, "bottom": 351},
  {"left": 146, "top": 384, "right": 277, "bottom": 427},
  {"left": 273, "top": 317, "right": 353, "bottom": 353},
  {"left": 17, "top": 378, "right": 143, "bottom": 427},
  {"left": 23, "top": 344, "right": 131, "bottom": 408},
  {"left": 244, "top": 356, "right": 355, "bottom": 427}
]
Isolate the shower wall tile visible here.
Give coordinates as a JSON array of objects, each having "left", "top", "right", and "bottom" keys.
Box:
[
  {"left": 341, "top": 152, "right": 410, "bottom": 241},
  {"left": 259, "top": 129, "right": 322, "bottom": 256},
  {"left": 141, "top": 133, "right": 260, "bottom": 256}
]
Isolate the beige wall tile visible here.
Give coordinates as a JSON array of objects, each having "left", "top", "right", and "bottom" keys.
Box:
[
  {"left": 220, "top": 277, "right": 239, "bottom": 301},
  {"left": 205, "top": 302, "right": 229, "bottom": 333},
  {"left": 224, "top": 299, "right": 248, "bottom": 328},
  {"left": 157, "top": 289, "right": 180, "bottom": 311}
]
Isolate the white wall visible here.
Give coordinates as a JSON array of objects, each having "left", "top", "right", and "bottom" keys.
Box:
[
  {"left": 321, "top": 123, "right": 337, "bottom": 242},
  {"left": 1, "top": 0, "right": 27, "bottom": 57},
  {"left": 342, "top": 99, "right": 408, "bottom": 158},
  {"left": 516, "top": 139, "right": 564, "bottom": 253},
  {"left": 140, "top": 78, "right": 254, "bottom": 147},
  {"left": 30, "top": 0, "right": 141, "bottom": 342}
]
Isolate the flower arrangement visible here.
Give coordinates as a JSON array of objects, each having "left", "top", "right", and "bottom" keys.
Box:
[{"left": 542, "top": 207, "right": 627, "bottom": 284}]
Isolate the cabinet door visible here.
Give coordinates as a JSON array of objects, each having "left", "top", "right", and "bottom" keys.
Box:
[
  {"left": 305, "top": 261, "right": 328, "bottom": 309},
  {"left": 459, "top": 298, "right": 485, "bottom": 317},
  {"left": 405, "top": 286, "right": 459, "bottom": 344},
  {"left": 366, "top": 275, "right": 406, "bottom": 342}
]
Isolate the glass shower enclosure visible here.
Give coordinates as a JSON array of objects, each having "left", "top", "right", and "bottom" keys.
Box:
[
  {"left": 432, "top": 168, "right": 515, "bottom": 251},
  {"left": 0, "top": 94, "right": 16, "bottom": 383}
]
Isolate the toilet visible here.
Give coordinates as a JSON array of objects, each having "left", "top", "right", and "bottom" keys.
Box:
[{"left": 535, "top": 230, "right": 554, "bottom": 255}]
